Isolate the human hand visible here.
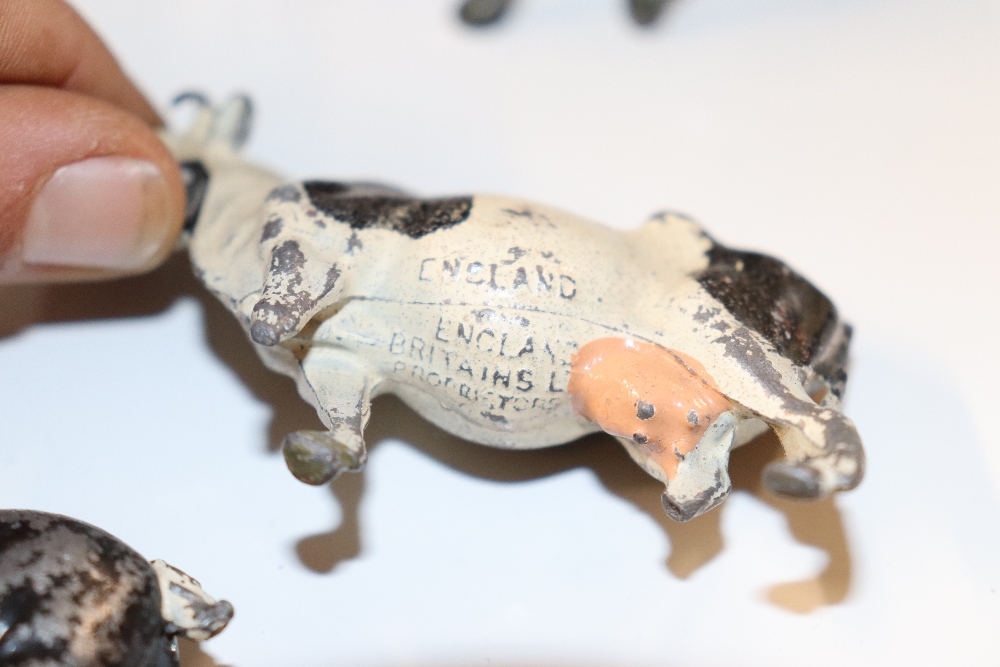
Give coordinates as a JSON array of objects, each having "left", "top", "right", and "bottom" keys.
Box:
[{"left": 0, "top": 0, "right": 184, "bottom": 284}]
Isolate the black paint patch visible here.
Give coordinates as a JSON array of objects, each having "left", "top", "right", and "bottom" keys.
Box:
[
  {"left": 710, "top": 320, "right": 731, "bottom": 332},
  {"left": 636, "top": 400, "right": 655, "bottom": 421},
  {"left": 633, "top": 433, "right": 648, "bottom": 444},
  {"left": 0, "top": 510, "right": 176, "bottom": 667},
  {"left": 180, "top": 161, "right": 209, "bottom": 233},
  {"left": 260, "top": 216, "right": 284, "bottom": 242},
  {"left": 481, "top": 411, "right": 508, "bottom": 424},
  {"left": 304, "top": 181, "right": 472, "bottom": 239},
  {"left": 304, "top": 181, "right": 350, "bottom": 198},
  {"left": 698, "top": 244, "right": 838, "bottom": 367},
  {"left": 692, "top": 305, "right": 720, "bottom": 323},
  {"left": 714, "top": 326, "right": 804, "bottom": 409}
]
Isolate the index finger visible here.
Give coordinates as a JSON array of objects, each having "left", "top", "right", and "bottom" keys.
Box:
[{"left": 0, "top": 0, "right": 160, "bottom": 125}]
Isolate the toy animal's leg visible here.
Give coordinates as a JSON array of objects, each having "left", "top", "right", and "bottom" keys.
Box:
[
  {"left": 248, "top": 200, "right": 349, "bottom": 347},
  {"left": 459, "top": 0, "right": 512, "bottom": 25},
  {"left": 618, "top": 412, "right": 738, "bottom": 522},
  {"left": 283, "top": 350, "right": 372, "bottom": 486},
  {"left": 763, "top": 339, "right": 865, "bottom": 500},
  {"left": 629, "top": 0, "right": 669, "bottom": 26},
  {"left": 709, "top": 326, "right": 865, "bottom": 501},
  {"left": 761, "top": 405, "right": 865, "bottom": 501},
  {"left": 249, "top": 243, "right": 346, "bottom": 347}
]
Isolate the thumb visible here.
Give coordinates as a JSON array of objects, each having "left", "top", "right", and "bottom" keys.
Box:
[{"left": 0, "top": 86, "right": 185, "bottom": 284}]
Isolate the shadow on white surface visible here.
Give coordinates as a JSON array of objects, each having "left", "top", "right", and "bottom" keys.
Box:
[
  {"left": 0, "top": 253, "right": 853, "bottom": 617},
  {"left": 297, "top": 401, "right": 852, "bottom": 615},
  {"left": 179, "top": 639, "right": 228, "bottom": 667}
]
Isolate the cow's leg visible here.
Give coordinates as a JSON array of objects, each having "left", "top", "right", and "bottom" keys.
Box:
[
  {"left": 245, "top": 185, "right": 354, "bottom": 348},
  {"left": 751, "top": 320, "right": 865, "bottom": 500},
  {"left": 459, "top": 0, "right": 512, "bottom": 25},
  {"left": 282, "top": 349, "right": 373, "bottom": 486},
  {"left": 760, "top": 404, "right": 865, "bottom": 500},
  {"left": 705, "top": 325, "right": 865, "bottom": 501},
  {"left": 629, "top": 0, "right": 670, "bottom": 26},
  {"left": 722, "top": 384, "right": 864, "bottom": 501},
  {"left": 617, "top": 411, "right": 738, "bottom": 522}
]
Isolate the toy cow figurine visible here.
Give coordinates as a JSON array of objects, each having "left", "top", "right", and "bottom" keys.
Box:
[
  {"left": 0, "top": 509, "right": 233, "bottom": 667},
  {"left": 169, "top": 95, "right": 864, "bottom": 522}
]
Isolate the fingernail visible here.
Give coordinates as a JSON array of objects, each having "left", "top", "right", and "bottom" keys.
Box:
[{"left": 22, "top": 157, "right": 172, "bottom": 271}]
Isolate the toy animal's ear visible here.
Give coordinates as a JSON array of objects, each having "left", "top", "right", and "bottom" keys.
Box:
[
  {"left": 211, "top": 94, "right": 253, "bottom": 150},
  {"left": 168, "top": 93, "right": 255, "bottom": 242},
  {"left": 168, "top": 92, "right": 253, "bottom": 152},
  {"left": 170, "top": 91, "right": 214, "bottom": 147}
]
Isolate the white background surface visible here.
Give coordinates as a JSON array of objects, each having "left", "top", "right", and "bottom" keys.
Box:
[{"left": 2, "top": 0, "right": 1000, "bottom": 665}]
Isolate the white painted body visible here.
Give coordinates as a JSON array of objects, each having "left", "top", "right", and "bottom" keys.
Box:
[{"left": 167, "top": 98, "right": 864, "bottom": 521}]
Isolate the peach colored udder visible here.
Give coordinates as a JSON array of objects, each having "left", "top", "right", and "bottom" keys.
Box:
[{"left": 567, "top": 337, "right": 732, "bottom": 479}]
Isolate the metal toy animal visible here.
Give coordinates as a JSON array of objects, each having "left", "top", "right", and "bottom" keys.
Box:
[
  {"left": 0, "top": 509, "right": 233, "bottom": 667},
  {"left": 168, "top": 95, "right": 864, "bottom": 522}
]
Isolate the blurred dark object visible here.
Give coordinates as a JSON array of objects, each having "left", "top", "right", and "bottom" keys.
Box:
[
  {"left": 457, "top": 0, "right": 672, "bottom": 27},
  {"left": 629, "top": 0, "right": 669, "bottom": 25},
  {"left": 459, "top": 0, "right": 513, "bottom": 26}
]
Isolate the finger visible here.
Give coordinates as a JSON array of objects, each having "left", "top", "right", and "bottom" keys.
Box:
[
  {"left": 0, "top": 86, "right": 185, "bottom": 284},
  {"left": 0, "top": 0, "right": 159, "bottom": 125}
]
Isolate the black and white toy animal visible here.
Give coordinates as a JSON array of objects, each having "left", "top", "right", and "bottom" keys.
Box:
[
  {"left": 0, "top": 510, "right": 233, "bottom": 667},
  {"left": 170, "top": 95, "right": 864, "bottom": 522}
]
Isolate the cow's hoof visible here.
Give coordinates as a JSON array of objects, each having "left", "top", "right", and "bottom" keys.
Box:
[
  {"left": 660, "top": 488, "right": 728, "bottom": 522},
  {"left": 762, "top": 461, "right": 823, "bottom": 500},
  {"left": 282, "top": 430, "right": 360, "bottom": 485},
  {"left": 250, "top": 320, "right": 280, "bottom": 346},
  {"left": 629, "top": 0, "right": 669, "bottom": 26},
  {"left": 459, "top": 0, "right": 511, "bottom": 25}
]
